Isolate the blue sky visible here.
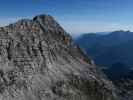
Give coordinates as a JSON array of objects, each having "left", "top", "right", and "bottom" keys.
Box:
[{"left": 0, "top": 0, "right": 133, "bottom": 36}]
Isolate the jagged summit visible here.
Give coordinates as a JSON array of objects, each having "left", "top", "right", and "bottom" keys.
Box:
[
  {"left": 3, "top": 14, "right": 72, "bottom": 47},
  {"left": 33, "top": 14, "right": 52, "bottom": 20},
  {"left": 33, "top": 14, "right": 59, "bottom": 28},
  {"left": 0, "top": 14, "right": 118, "bottom": 100}
]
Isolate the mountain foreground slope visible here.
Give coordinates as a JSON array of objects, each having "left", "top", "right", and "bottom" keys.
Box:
[{"left": 0, "top": 14, "right": 119, "bottom": 100}]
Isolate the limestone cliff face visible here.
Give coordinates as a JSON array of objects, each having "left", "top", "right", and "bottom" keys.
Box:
[{"left": 0, "top": 14, "right": 117, "bottom": 100}]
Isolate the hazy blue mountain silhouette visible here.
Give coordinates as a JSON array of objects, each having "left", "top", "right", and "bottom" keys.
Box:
[{"left": 76, "top": 30, "right": 133, "bottom": 67}]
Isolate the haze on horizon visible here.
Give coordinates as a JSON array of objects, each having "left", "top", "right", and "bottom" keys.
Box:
[{"left": 0, "top": 0, "right": 133, "bottom": 36}]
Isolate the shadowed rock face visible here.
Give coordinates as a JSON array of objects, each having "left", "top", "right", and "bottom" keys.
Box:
[{"left": 0, "top": 14, "right": 117, "bottom": 100}]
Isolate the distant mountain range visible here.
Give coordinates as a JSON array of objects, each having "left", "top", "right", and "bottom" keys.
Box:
[
  {"left": 75, "top": 30, "right": 133, "bottom": 80},
  {"left": 72, "top": 32, "right": 110, "bottom": 39},
  {"left": 75, "top": 30, "right": 133, "bottom": 66}
]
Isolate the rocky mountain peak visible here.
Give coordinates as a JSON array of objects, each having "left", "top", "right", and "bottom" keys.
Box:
[
  {"left": 33, "top": 14, "right": 59, "bottom": 28},
  {"left": 3, "top": 14, "right": 72, "bottom": 47},
  {"left": 0, "top": 14, "right": 119, "bottom": 100}
]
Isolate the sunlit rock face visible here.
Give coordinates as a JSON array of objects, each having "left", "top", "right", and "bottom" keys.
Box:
[{"left": 0, "top": 14, "right": 118, "bottom": 100}]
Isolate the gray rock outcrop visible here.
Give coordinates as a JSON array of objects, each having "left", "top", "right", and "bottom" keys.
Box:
[{"left": 0, "top": 14, "right": 118, "bottom": 100}]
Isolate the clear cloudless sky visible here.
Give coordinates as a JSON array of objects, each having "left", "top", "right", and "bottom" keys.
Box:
[{"left": 0, "top": 0, "right": 133, "bottom": 36}]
